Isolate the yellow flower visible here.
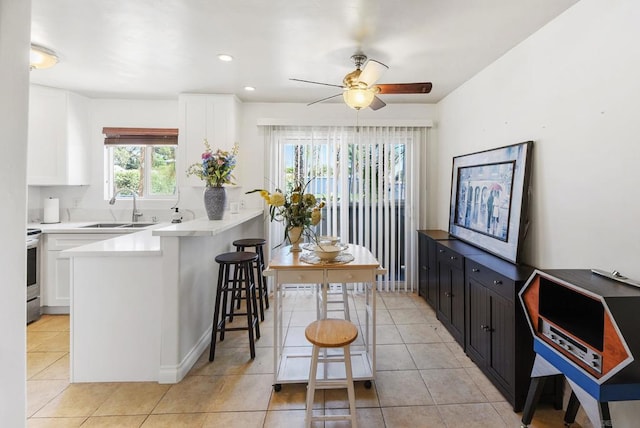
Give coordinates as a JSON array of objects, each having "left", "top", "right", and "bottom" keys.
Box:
[
  {"left": 270, "top": 192, "right": 285, "bottom": 207},
  {"left": 259, "top": 190, "right": 269, "bottom": 200},
  {"left": 311, "top": 208, "right": 322, "bottom": 225},
  {"left": 303, "top": 194, "right": 316, "bottom": 206},
  {"left": 291, "top": 192, "right": 301, "bottom": 204}
]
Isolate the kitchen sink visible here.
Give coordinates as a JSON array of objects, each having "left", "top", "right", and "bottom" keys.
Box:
[{"left": 81, "top": 222, "right": 156, "bottom": 228}]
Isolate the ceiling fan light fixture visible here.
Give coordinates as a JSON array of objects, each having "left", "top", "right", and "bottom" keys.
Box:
[
  {"left": 30, "top": 44, "right": 58, "bottom": 70},
  {"left": 343, "top": 87, "right": 375, "bottom": 110}
]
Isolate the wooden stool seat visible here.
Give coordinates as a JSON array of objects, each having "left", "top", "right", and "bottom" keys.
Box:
[
  {"left": 233, "top": 238, "right": 266, "bottom": 247},
  {"left": 305, "top": 319, "right": 359, "bottom": 428},
  {"left": 305, "top": 319, "right": 358, "bottom": 348}
]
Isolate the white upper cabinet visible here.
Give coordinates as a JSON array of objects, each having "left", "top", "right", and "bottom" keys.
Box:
[
  {"left": 27, "top": 85, "right": 90, "bottom": 186},
  {"left": 178, "top": 94, "right": 240, "bottom": 186}
]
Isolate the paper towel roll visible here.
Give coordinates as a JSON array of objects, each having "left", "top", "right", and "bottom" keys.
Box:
[{"left": 43, "top": 197, "right": 60, "bottom": 224}]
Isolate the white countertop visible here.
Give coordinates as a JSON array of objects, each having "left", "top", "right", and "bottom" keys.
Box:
[
  {"left": 151, "top": 209, "right": 263, "bottom": 237},
  {"left": 61, "top": 209, "right": 264, "bottom": 257},
  {"left": 28, "top": 221, "right": 159, "bottom": 234},
  {"left": 63, "top": 228, "right": 162, "bottom": 257}
]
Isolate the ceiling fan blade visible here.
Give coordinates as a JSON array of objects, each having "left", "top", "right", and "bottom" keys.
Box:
[
  {"left": 290, "top": 78, "right": 345, "bottom": 89},
  {"left": 369, "top": 96, "right": 386, "bottom": 111},
  {"left": 358, "top": 59, "right": 388, "bottom": 86},
  {"left": 376, "top": 82, "right": 432, "bottom": 94},
  {"left": 307, "top": 93, "right": 343, "bottom": 106}
]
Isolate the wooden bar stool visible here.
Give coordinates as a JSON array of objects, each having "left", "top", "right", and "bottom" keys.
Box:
[
  {"left": 209, "top": 251, "right": 260, "bottom": 361},
  {"left": 233, "top": 238, "right": 268, "bottom": 321},
  {"left": 304, "top": 319, "right": 358, "bottom": 428}
]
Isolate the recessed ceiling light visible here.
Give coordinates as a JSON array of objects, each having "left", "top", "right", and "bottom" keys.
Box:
[
  {"left": 218, "top": 54, "right": 233, "bottom": 62},
  {"left": 244, "top": 86, "right": 256, "bottom": 91}
]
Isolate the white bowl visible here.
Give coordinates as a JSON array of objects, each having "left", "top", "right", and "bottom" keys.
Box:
[
  {"left": 318, "top": 235, "right": 340, "bottom": 245},
  {"left": 314, "top": 244, "right": 341, "bottom": 261}
]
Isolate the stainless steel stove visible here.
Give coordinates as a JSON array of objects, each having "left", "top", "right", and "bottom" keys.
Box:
[{"left": 27, "top": 228, "right": 41, "bottom": 324}]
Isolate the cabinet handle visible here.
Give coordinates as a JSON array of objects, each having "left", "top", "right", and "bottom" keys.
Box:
[
  {"left": 493, "top": 280, "right": 502, "bottom": 285},
  {"left": 450, "top": 256, "right": 457, "bottom": 260},
  {"left": 439, "top": 249, "right": 445, "bottom": 253},
  {"left": 481, "top": 325, "right": 493, "bottom": 332},
  {"left": 445, "top": 292, "right": 453, "bottom": 298},
  {"left": 422, "top": 266, "right": 428, "bottom": 270},
  {"left": 472, "top": 268, "right": 480, "bottom": 273}
]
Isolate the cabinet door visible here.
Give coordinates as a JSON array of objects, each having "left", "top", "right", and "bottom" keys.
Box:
[
  {"left": 418, "top": 234, "right": 428, "bottom": 300},
  {"left": 27, "top": 86, "right": 68, "bottom": 184},
  {"left": 43, "top": 250, "right": 70, "bottom": 309},
  {"left": 488, "top": 291, "right": 515, "bottom": 391},
  {"left": 450, "top": 264, "right": 466, "bottom": 344},
  {"left": 436, "top": 259, "right": 452, "bottom": 324},
  {"left": 27, "top": 86, "right": 89, "bottom": 185},
  {"left": 179, "top": 94, "right": 239, "bottom": 186},
  {"left": 466, "top": 277, "right": 489, "bottom": 365},
  {"left": 426, "top": 238, "right": 438, "bottom": 307}
]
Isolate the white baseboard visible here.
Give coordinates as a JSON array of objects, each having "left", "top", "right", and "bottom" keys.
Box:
[{"left": 158, "top": 326, "right": 212, "bottom": 384}]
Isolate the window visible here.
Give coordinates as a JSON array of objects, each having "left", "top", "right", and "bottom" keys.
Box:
[{"left": 103, "top": 127, "right": 178, "bottom": 199}]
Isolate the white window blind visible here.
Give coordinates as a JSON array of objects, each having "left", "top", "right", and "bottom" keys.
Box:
[{"left": 264, "top": 125, "right": 427, "bottom": 292}]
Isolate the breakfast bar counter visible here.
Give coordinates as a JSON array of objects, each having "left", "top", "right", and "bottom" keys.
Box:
[{"left": 66, "top": 210, "right": 264, "bottom": 384}]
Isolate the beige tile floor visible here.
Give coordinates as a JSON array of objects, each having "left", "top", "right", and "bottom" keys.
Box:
[{"left": 27, "top": 290, "right": 589, "bottom": 427}]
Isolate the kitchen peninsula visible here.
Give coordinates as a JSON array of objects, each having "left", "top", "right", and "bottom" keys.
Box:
[{"left": 64, "top": 210, "right": 263, "bottom": 384}]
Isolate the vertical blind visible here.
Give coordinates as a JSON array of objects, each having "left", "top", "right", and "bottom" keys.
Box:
[{"left": 264, "top": 125, "right": 427, "bottom": 292}]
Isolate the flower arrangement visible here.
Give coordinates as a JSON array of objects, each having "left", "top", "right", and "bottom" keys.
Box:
[
  {"left": 247, "top": 179, "right": 325, "bottom": 245},
  {"left": 186, "top": 139, "right": 238, "bottom": 187}
]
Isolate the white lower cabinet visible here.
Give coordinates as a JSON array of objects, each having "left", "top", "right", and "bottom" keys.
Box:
[{"left": 41, "top": 233, "right": 121, "bottom": 313}]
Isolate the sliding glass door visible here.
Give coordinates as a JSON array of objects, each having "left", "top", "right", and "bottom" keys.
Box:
[{"left": 265, "top": 125, "right": 426, "bottom": 291}]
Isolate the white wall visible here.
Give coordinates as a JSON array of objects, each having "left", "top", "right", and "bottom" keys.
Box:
[
  {"left": 437, "top": 0, "right": 640, "bottom": 279},
  {"left": 0, "top": 0, "right": 31, "bottom": 424}
]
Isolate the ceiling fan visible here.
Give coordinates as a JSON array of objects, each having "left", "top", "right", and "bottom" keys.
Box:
[{"left": 291, "top": 53, "right": 432, "bottom": 111}]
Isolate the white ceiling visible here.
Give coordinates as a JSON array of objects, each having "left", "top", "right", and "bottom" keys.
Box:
[{"left": 29, "top": 0, "right": 579, "bottom": 105}]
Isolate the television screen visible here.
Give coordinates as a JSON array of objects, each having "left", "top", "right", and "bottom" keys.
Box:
[{"left": 449, "top": 141, "right": 533, "bottom": 263}]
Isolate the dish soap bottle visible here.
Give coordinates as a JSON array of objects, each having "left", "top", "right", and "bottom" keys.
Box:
[{"left": 171, "top": 207, "right": 183, "bottom": 223}]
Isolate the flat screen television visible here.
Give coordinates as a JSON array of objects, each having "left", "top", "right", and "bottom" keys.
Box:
[{"left": 448, "top": 141, "right": 533, "bottom": 263}]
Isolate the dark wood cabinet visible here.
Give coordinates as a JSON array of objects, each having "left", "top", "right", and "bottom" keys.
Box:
[
  {"left": 417, "top": 230, "right": 452, "bottom": 308},
  {"left": 434, "top": 240, "right": 485, "bottom": 347},
  {"left": 415, "top": 229, "right": 544, "bottom": 411},
  {"left": 465, "top": 254, "right": 535, "bottom": 412}
]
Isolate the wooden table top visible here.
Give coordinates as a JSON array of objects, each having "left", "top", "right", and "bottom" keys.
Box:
[{"left": 266, "top": 244, "right": 381, "bottom": 271}]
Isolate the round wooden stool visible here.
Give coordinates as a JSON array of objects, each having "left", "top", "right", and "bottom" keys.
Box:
[
  {"left": 304, "top": 319, "right": 359, "bottom": 428},
  {"left": 209, "top": 251, "right": 260, "bottom": 362},
  {"left": 233, "top": 238, "right": 268, "bottom": 320}
]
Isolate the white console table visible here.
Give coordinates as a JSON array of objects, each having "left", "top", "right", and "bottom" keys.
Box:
[{"left": 264, "top": 244, "right": 385, "bottom": 391}]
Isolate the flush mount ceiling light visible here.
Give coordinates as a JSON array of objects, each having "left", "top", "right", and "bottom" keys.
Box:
[
  {"left": 30, "top": 44, "right": 58, "bottom": 70},
  {"left": 217, "top": 54, "right": 233, "bottom": 62},
  {"left": 244, "top": 86, "right": 255, "bottom": 91}
]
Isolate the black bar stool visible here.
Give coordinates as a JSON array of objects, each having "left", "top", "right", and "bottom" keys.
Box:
[
  {"left": 233, "top": 238, "right": 268, "bottom": 321},
  {"left": 209, "top": 251, "right": 261, "bottom": 361}
]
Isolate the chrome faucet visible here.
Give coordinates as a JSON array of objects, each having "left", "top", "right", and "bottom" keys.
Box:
[{"left": 109, "top": 187, "right": 143, "bottom": 222}]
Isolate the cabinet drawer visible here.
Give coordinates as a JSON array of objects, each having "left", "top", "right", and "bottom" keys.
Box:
[
  {"left": 466, "top": 260, "right": 514, "bottom": 302},
  {"left": 276, "top": 270, "right": 323, "bottom": 284},
  {"left": 436, "top": 244, "right": 465, "bottom": 270},
  {"left": 327, "top": 269, "right": 374, "bottom": 283}
]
